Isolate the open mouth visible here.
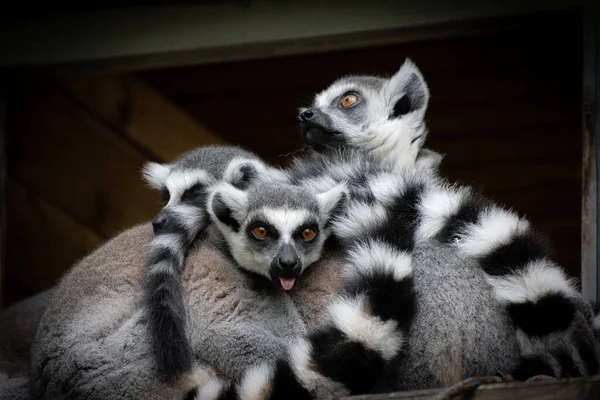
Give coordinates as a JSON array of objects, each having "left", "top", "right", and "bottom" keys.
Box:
[
  {"left": 279, "top": 276, "right": 296, "bottom": 291},
  {"left": 272, "top": 269, "right": 302, "bottom": 291}
]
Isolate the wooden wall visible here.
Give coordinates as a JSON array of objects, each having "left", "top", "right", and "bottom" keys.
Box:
[
  {"left": 142, "top": 14, "right": 583, "bottom": 279},
  {"left": 2, "top": 11, "right": 585, "bottom": 305},
  {"left": 3, "top": 76, "right": 223, "bottom": 305}
]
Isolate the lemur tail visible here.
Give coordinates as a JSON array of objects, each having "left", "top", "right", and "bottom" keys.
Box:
[
  {"left": 198, "top": 181, "right": 423, "bottom": 399},
  {"left": 195, "top": 236, "right": 417, "bottom": 400},
  {"left": 146, "top": 209, "right": 207, "bottom": 380}
]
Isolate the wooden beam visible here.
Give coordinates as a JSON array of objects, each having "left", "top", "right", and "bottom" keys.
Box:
[
  {"left": 0, "top": 94, "right": 5, "bottom": 309},
  {"left": 8, "top": 90, "right": 162, "bottom": 238},
  {"left": 582, "top": 3, "right": 599, "bottom": 303},
  {"left": 342, "top": 375, "right": 600, "bottom": 399},
  {"left": 63, "top": 74, "right": 226, "bottom": 162},
  {"left": 6, "top": 179, "right": 103, "bottom": 296},
  {"left": 0, "top": 0, "right": 585, "bottom": 74}
]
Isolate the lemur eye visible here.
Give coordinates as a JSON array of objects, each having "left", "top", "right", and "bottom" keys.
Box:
[
  {"left": 302, "top": 228, "right": 316, "bottom": 241},
  {"left": 161, "top": 189, "right": 170, "bottom": 204},
  {"left": 340, "top": 94, "right": 358, "bottom": 108},
  {"left": 252, "top": 226, "right": 268, "bottom": 239}
]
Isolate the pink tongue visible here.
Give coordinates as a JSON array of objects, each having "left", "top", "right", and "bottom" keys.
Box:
[{"left": 279, "top": 277, "right": 296, "bottom": 291}]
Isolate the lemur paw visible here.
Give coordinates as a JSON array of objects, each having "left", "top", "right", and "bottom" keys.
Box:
[{"left": 513, "top": 311, "right": 600, "bottom": 380}]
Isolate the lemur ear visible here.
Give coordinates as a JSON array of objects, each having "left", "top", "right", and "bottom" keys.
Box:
[
  {"left": 142, "top": 162, "right": 171, "bottom": 190},
  {"left": 223, "top": 158, "right": 262, "bottom": 190},
  {"left": 384, "top": 58, "right": 430, "bottom": 119},
  {"left": 316, "top": 182, "right": 349, "bottom": 222},
  {"left": 210, "top": 183, "right": 248, "bottom": 231},
  {"left": 415, "top": 149, "right": 444, "bottom": 173}
]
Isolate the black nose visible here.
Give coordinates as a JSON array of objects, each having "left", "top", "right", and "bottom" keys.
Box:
[
  {"left": 279, "top": 256, "right": 298, "bottom": 271},
  {"left": 300, "top": 110, "right": 314, "bottom": 121},
  {"left": 152, "top": 212, "right": 167, "bottom": 234}
]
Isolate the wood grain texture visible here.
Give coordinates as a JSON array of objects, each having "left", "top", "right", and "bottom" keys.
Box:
[
  {"left": 7, "top": 88, "right": 162, "bottom": 239},
  {"left": 6, "top": 179, "right": 103, "bottom": 297},
  {"left": 341, "top": 376, "right": 600, "bottom": 400},
  {"left": 63, "top": 74, "right": 226, "bottom": 162}
]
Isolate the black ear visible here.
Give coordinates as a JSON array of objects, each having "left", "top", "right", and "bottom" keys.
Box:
[
  {"left": 317, "top": 183, "right": 349, "bottom": 226},
  {"left": 210, "top": 184, "right": 248, "bottom": 232},
  {"left": 224, "top": 159, "right": 262, "bottom": 190},
  {"left": 231, "top": 163, "right": 258, "bottom": 190},
  {"left": 392, "top": 95, "right": 411, "bottom": 118},
  {"left": 211, "top": 194, "right": 240, "bottom": 232},
  {"left": 385, "top": 59, "right": 429, "bottom": 120}
]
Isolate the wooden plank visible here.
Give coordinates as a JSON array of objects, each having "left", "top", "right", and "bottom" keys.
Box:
[
  {"left": 0, "top": 94, "right": 5, "bottom": 309},
  {"left": 7, "top": 89, "right": 162, "bottom": 238},
  {"left": 6, "top": 178, "right": 103, "bottom": 295},
  {"left": 342, "top": 375, "right": 600, "bottom": 399},
  {"left": 0, "top": 1, "right": 584, "bottom": 74},
  {"left": 581, "top": 3, "right": 599, "bottom": 302},
  {"left": 63, "top": 74, "right": 226, "bottom": 162}
]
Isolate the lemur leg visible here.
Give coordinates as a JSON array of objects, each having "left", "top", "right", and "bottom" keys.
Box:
[{"left": 414, "top": 182, "right": 600, "bottom": 379}]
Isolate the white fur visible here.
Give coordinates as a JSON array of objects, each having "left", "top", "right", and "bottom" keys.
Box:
[
  {"left": 300, "top": 176, "right": 338, "bottom": 194},
  {"left": 237, "top": 364, "right": 274, "bottom": 400},
  {"left": 489, "top": 260, "right": 576, "bottom": 303},
  {"left": 368, "top": 172, "right": 402, "bottom": 205},
  {"left": 150, "top": 234, "right": 185, "bottom": 264},
  {"left": 345, "top": 239, "right": 413, "bottom": 282},
  {"left": 209, "top": 182, "right": 249, "bottom": 224},
  {"left": 262, "top": 209, "right": 311, "bottom": 242},
  {"left": 455, "top": 207, "right": 530, "bottom": 257},
  {"left": 416, "top": 185, "right": 469, "bottom": 242},
  {"left": 167, "top": 203, "right": 207, "bottom": 234},
  {"left": 142, "top": 162, "right": 171, "bottom": 189},
  {"left": 329, "top": 296, "right": 404, "bottom": 360},
  {"left": 362, "top": 120, "right": 420, "bottom": 170},
  {"left": 333, "top": 202, "right": 388, "bottom": 241},
  {"left": 196, "top": 379, "right": 226, "bottom": 400},
  {"left": 164, "top": 169, "right": 213, "bottom": 205},
  {"left": 288, "top": 338, "right": 349, "bottom": 398},
  {"left": 316, "top": 182, "right": 348, "bottom": 220}
]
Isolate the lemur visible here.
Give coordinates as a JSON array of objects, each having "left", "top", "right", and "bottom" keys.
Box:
[
  {"left": 26, "top": 61, "right": 600, "bottom": 400},
  {"left": 141, "top": 145, "right": 291, "bottom": 379},
  {"left": 29, "top": 178, "right": 345, "bottom": 400},
  {"left": 197, "top": 60, "right": 600, "bottom": 399}
]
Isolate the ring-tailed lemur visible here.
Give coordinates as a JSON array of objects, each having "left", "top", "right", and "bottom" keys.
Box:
[
  {"left": 293, "top": 59, "right": 599, "bottom": 383},
  {"left": 202, "top": 60, "right": 599, "bottom": 399},
  {"left": 208, "top": 181, "right": 347, "bottom": 291},
  {"left": 141, "top": 145, "right": 289, "bottom": 379},
  {"left": 29, "top": 179, "right": 346, "bottom": 400}
]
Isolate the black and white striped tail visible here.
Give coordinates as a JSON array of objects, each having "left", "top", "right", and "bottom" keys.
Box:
[
  {"left": 146, "top": 205, "right": 207, "bottom": 380},
  {"left": 200, "top": 245, "right": 417, "bottom": 400},
  {"left": 412, "top": 182, "right": 600, "bottom": 379}
]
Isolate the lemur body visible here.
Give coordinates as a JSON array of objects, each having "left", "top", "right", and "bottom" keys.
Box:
[
  {"left": 23, "top": 61, "right": 600, "bottom": 400},
  {"left": 29, "top": 177, "right": 344, "bottom": 400},
  {"left": 141, "top": 145, "right": 288, "bottom": 378},
  {"left": 203, "top": 60, "right": 599, "bottom": 399}
]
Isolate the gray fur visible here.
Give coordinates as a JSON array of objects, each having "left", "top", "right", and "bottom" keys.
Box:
[{"left": 29, "top": 223, "right": 309, "bottom": 399}]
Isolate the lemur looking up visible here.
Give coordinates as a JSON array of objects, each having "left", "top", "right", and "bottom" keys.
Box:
[{"left": 199, "top": 60, "right": 600, "bottom": 399}]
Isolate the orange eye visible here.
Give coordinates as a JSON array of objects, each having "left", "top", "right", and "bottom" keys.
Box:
[
  {"left": 252, "top": 226, "right": 268, "bottom": 239},
  {"left": 302, "top": 228, "right": 316, "bottom": 241},
  {"left": 340, "top": 94, "right": 358, "bottom": 108}
]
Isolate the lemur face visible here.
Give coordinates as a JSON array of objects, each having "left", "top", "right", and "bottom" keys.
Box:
[
  {"left": 209, "top": 183, "right": 347, "bottom": 290},
  {"left": 142, "top": 147, "right": 265, "bottom": 235},
  {"left": 299, "top": 59, "right": 430, "bottom": 163}
]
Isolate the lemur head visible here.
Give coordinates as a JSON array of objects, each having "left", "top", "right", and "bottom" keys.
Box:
[
  {"left": 299, "top": 59, "right": 430, "bottom": 168},
  {"left": 208, "top": 182, "right": 347, "bottom": 290},
  {"left": 142, "top": 146, "right": 265, "bottom": 235}
]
